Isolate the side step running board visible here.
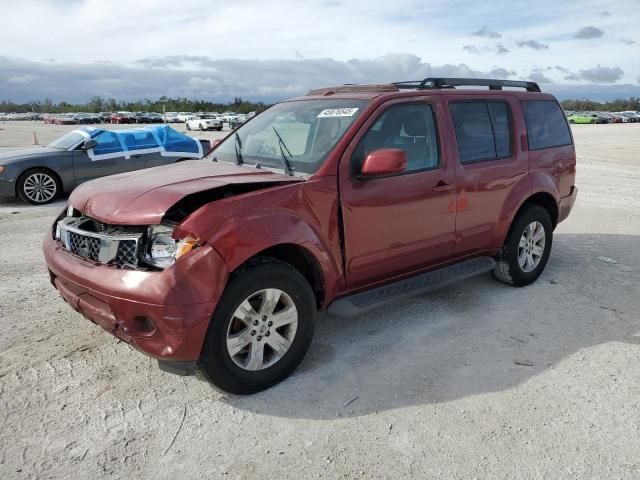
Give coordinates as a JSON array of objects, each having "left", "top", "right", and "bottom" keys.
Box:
[{"left": 328, "top": 256, "right": 496, "bottom": 317}]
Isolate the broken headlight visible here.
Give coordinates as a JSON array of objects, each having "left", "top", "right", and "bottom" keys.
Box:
[{"left": 144, "top": 225, "right": 198, "bottom": 269}]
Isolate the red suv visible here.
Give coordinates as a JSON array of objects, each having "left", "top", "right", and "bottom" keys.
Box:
[{"left": 44, "top": 78, "right": 577, "bottom": 394}]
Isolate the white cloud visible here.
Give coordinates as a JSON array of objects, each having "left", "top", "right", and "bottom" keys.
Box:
[{"left": 0, "top": 0, "right": 639, "bottom": 99}]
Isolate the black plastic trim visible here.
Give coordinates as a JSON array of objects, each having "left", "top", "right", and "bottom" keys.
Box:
[
  {"left": 328, "top": 256, "right": 496, "bottom": 317},
  {"left": 158, "top": 360, "right": 197, "bottom": 376}
]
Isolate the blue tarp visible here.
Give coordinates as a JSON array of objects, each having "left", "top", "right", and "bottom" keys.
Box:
[{"left": 79, "top": 126, "right": 201, "bottom": 159}]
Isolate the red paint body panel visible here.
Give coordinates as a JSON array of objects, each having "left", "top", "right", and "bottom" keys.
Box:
[
  {"left": 337, "top": 95, "right": 458, "bottom": 287},
  {"left": 68, "top": 160, "right": 302, "bottom": 225},
  {"left": 177, "top": 176, "right": 345, "bottom": 303},
  {"left": 441, "top": 93, "right": 530, "bottom": 254},
  {"left": 45, "top": 85, "right": 577, "bottom": 365},
  {"left": 44, "top": 236, "right": 228, "bottom": 360}
]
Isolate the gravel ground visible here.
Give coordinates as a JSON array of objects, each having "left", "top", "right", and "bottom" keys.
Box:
[{"left": 0, "top": 122, "right": 639, "bottom": 479}]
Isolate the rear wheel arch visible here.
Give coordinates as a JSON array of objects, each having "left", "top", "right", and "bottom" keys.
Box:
[{"left": 521, "top": 192, "right": 559, "bottom": 229}]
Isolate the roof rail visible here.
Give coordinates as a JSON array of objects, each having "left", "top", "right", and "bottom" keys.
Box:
[
  {"left": 306, "top": 84, "right": 398, "bottom": 95},
  {"left": 394, "top": 78, "right": 541, "bottom": 93}
]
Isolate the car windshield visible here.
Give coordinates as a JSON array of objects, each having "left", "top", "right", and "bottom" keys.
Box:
[
  {"left": 211, "top": 99, "right": 368, "bottom": 175},
  {"left": 48, "top": 131, "right": 85, "bottom": 150}
]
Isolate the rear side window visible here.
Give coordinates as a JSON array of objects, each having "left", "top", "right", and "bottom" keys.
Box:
[
  {"left": 450, "top": 101, "right": 512, "bottom": 164},
  {"left": 522, "top": 100, "right": 572, "bottom": 150}
]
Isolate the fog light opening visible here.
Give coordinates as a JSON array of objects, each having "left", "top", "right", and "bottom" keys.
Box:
[{"left": 132, "top": 316, "right": 156, "bottom": 336}]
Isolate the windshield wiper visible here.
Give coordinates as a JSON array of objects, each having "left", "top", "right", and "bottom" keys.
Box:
[
  {"left": 234, "top": 131, "right": 243, "bottom": 166},
  {"left": 272, "top": 126, "right": 295, "bottom": 176}
]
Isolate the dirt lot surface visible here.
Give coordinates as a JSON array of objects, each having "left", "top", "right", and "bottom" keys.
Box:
[{"left": 0, "top": 122, "right": 639, "bottom": 479}]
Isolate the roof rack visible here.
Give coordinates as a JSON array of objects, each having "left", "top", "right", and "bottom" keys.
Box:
[
  {"left": 394, "top": 77, "right": 541, "bottom": 92},
  {"left": 306, "top": 84, "right": 398, "bottom": 95}
]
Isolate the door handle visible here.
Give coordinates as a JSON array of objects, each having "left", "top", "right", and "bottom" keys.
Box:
[
  {"left": 432, "top": 181, "right": 455, "bottom": 193},
  {"left": 130, "top": 154, "right": 142, "bottom": 158}
]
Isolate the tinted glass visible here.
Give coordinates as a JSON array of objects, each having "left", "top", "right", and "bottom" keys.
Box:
[
  {"left": 487, "top": 102, "right": 511, "bottom": 157},
  {"left": 93, "top": 131, "right": 123, "bottom": 155},
  {"left": 121, "top": 130, "right": 159, "bottom": 150},
  {"left": 522, "top": 100, "right": 572, "bottom": 150},
  {"left": 450, "top": 102, "right": 496, "bottom": 163},
  {"left": 352, "top": 103, "right": 439, "bottom": 174}
]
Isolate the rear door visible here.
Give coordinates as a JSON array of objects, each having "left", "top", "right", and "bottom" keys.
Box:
[
  {"left": 338, "top": 96, "right": 457, "bottom": 288},
  {"left": 446, "top": 95, "right": 528, "bottom": 255}
]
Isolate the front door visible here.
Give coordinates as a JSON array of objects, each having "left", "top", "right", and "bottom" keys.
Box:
[
  {"left": 72, "top": 130, "right": 147, "bottom": 185},
  {"left": 338, "top": 98, "right": 457, "bottom": 288}
]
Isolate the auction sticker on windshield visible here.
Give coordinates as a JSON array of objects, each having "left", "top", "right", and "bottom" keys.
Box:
[{"left": 317, "top": 108, "right": 359, "bottom": 118}]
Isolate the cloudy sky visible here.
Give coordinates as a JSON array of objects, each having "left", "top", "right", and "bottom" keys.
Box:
[{"left": 1, "top": 0, "right": 639, "bottom": 103}]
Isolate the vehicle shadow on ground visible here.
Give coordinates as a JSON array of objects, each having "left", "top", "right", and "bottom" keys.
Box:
[
  {"left": 0, "top": 196, "right": 68, "bottom": 209},
  {"left": 220, "top": 233, "right": 640, "bottom": 418}
]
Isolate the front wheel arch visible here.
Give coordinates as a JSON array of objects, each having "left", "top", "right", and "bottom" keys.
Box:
[{"left": 233, "top": 244, "right": 326, "bottom": 309}]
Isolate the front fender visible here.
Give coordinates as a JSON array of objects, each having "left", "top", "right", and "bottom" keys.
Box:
[
  {"left": 175, "top": 180, "right": 344, "bottom": 304},
  {"left": 4, "top": 154, "right": 75, "bottom": 192}
]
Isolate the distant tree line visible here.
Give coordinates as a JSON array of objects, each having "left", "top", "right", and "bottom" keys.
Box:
[
  {"left": 3, "top": 95, "right": 639, "bottom": 114},
  {"left": 0, "top": 96, "right": 269, "bottom": 114},
  {"left": 560, "top": 97, "right": 640, "bottom": 111}
]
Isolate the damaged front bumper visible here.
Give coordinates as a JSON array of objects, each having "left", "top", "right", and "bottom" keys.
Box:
[{"left": 43, "top": 234, "right": 230, "bottom": 370}]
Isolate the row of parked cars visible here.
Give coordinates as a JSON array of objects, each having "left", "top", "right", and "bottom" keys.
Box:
[
  {"left": 31, "top": 111, "right": 255, "bottom": 130},
  {"left": 565, "top": 110, "right": 640, "bottom": 124}
]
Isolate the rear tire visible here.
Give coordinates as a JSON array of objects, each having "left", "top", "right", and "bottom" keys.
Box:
[
  {"left": 200, "top": 258, "right": 317, "bottom": 394},
  {"left": 493, "top": 204, "right": 553, "bottom": 287}
]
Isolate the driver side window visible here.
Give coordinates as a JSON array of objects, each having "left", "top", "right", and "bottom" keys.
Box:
[{"left": 352, "top": 103, "right": 439, "bottom": 175}]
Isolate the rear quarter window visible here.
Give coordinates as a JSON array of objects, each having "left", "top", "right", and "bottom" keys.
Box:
[{"left": 522, "top": 100, "right": 572, "bottom": 150}]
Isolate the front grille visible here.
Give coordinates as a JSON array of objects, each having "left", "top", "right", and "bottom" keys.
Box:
[
  {"left": 56, "top": 216, "right": 144, "bottom": 269},
  {"left": 68, "top": 231, "right": 101, "bottom": 261},
  {"left": 89, "top": 219, "right": 109, "bottom": 233},
  {"left": 116, "top": 240, "right": 138, "bottom": 268}
]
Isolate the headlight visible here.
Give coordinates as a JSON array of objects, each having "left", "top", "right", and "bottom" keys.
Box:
[{"left": 144, "top": 225, "right": 198, "bottom": 269}]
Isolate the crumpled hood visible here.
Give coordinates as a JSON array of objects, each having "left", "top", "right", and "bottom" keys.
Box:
[
  {"left": 0, "top": 146, "right": 56, "bottom": 164},
  {"left": 69, "top": 160, "right": 303, "bottom": 225}
]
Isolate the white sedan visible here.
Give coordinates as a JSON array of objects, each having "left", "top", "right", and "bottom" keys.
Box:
[
  {"left": 177, "top": 112, "right": 197, "bottom": 122},
  {"left": 185, "top": 116, "right": 223, "bottom": 131}
]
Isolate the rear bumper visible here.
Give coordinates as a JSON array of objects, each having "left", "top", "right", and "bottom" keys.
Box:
[
  {"left": 43, "top": 235, "right": 230, "bottom": 362},
  {"left": 558, "top": 186, "right": 578, "bottom": 224}
]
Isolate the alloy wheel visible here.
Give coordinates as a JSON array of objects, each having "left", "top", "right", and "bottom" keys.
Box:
[
  {"left": 23, "top": 173, "right": 57, "bottom": 203},
  {"left": 518, "top": 221, "right": 546, "bottom": 273},
  {"left": 226, "top": 288, "right": 298, "bottom": 371}
]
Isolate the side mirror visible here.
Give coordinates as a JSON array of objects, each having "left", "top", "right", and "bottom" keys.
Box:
[
  {"left": 82, "top": 139, "right": 97, "bottom": 150},
  {"left": 361, "top": 148, "right": 407, "bottom": 177}
]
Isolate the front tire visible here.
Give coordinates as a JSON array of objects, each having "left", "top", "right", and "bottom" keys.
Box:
[
  {"left": 185, "top": 123, "right": 191, "bottom": 130},
  {"left": 200, "top": 258, "right": 317, "bottom": 394},
  {"left": 493, "top": 204, "right": 553, "bottom": 287},
  {"left": 17, "top": 168, "right": 61, "bottom": 205}
]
